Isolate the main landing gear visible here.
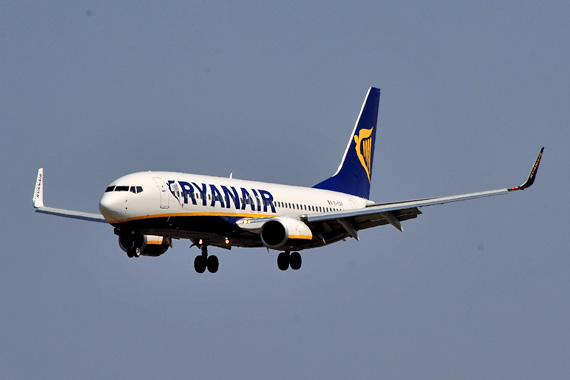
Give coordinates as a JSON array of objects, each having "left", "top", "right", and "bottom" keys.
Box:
[
  {"left": 277, "top": 251, "right": 302, "bottom": 271},
  {"left": 194, "top": 245, "right": 219, "bottom": 274}
]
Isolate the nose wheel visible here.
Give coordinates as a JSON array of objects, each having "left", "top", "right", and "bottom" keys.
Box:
[
  {"left": 126, "top": 247, "right": 141, "bottom": 258},
  {"left": 194, "top": 245, "right": 219, "bottom": 273}
]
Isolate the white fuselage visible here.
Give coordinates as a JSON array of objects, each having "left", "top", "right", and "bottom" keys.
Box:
[{"left": 99, "top": 171, "right": 371, "bottom": 248}]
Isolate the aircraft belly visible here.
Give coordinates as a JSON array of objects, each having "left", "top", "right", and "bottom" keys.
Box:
[
  {"left": 111, "top": 215, "right": 265, "bottom": 248},
  {"left": 111, "top": 214, "right": 349, "bottom": 250}
]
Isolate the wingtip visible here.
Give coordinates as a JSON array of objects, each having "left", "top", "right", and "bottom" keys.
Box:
[
  {"left": 511, "top": 147, "right": 544, "bottom": 191},
  {"left": 33, "top": 168, "right": 45, "bottom": 208}
]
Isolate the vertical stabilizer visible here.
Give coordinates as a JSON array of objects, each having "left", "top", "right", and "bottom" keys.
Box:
[{"left": 313, "top": 87, "right": 380, "bottom": 199}]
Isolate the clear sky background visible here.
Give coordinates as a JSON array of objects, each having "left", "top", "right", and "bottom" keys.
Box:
[{"left": 1, "top": 1, "right": 568, "bottom": 379}]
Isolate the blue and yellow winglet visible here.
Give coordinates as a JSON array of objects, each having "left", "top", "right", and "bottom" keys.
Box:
[{"left": 509, "top": 147, "right": 544, "bottom": 192}]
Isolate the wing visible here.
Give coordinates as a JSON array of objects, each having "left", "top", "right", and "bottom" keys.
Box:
[
  {"left": 305, "top": 147, "right": 544, "bottom": 239},
  {"left": 33, "top": 168, "right": 107, "bottom": 223}
]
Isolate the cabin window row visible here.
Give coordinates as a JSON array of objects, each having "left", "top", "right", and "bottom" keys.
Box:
[
  {"left": 274, "top": 201, "right": 340, "bottom": 213},
  {"left": 182, "top": 192, "right": 339, "bottom": 213}
]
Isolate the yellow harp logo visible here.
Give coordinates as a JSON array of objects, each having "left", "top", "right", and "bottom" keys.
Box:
[{"left": 354, "top": 127, "right": 374, "bottom": 183}]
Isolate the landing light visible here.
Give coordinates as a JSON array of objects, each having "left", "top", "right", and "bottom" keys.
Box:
[{"left": 225, "top": 237, "right": 230, "bottom": 244}]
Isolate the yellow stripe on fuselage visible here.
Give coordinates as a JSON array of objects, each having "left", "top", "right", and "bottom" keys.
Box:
[{"left": 106, "top": 211, "right": 276, "bottom": 224}]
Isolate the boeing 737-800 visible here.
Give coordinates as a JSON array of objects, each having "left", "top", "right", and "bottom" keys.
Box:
[{"left": 33, "top": 87, "right": 543, "bottom": 273}]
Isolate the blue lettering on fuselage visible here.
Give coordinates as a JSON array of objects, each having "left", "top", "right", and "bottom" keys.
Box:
[
  {"left": 210, "top": 184, "right": 225, "bottom": 208},
  {"left": 177, "top": 181, "right": 197, "bottom": 205},
  {"left": 221, "top": 185, "right": 240, "bottom": 209},
  {"left": 192, "top": 182, "right": 208, "bottom": 206},
  {"left": 258, "top": 189, "right": 276, "bottom": 213},
  {"left": 251, "top": 189, "right": 261, "bottom": 212},
  {"left": 240, "top": 188, "right": 255, "bottom": 211},
  {"left": 168, "top": 179, "right": 275, "bottom": 213}
]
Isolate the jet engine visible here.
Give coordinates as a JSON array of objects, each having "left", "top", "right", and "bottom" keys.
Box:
[
  {"left": 260, "top": 217, "right": 312, "bottom": 249},
  {"left": 117, "top": 231, "right": 172, "bottom": 257}
]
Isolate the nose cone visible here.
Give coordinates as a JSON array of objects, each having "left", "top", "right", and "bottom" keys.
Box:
[{"left": 99, "top": 193, "right": 126, "bottom": 222}]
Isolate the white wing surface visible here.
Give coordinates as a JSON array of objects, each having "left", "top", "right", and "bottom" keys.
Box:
[
  {"left": 33, "top": 168, "right": 107, "bottom": 223},
  {"left": 302, "top": 148, "right": 544, "bottom": 239}
]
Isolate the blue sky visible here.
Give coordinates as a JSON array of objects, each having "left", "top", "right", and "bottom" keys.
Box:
[{"left": 1, "top": 2, "right": 568, "bottom": 379}]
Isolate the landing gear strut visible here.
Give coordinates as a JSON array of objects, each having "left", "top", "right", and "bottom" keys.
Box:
[
  {"left": 277, "top": 251, "right": 302, "bottom": 271},
  {"left": 194, "top": 245, "right": 219, "bottom": 274},
  {"left": 122, "top": 231, "right": 142, "bottom": 258}
]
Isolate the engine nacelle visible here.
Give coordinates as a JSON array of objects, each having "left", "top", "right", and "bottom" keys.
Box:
[
  {"left": 260, "top": 217, "right": 313, "bottom": 249},
  {"left": 118, "top": 233, "right": 171, "bottom": 257}
]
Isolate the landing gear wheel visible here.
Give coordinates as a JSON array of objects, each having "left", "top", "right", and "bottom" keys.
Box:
[
  {"left": 290, "top": 251, "right": 302, "bottom": 270},
  {"left": 126, "top": 248, "right": 136, "bottom": 258},
  {"left": 207, "top": 255, "right": 219, "bottom": 273},
  {"left": 277, "top": 252, "right": 290, "bottom": 271},
  {"left": 194, "top": 255, "right": 206, "bottom": 273}
]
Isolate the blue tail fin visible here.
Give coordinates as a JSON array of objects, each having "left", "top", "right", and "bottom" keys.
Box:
[{"left": 313, "top": 87, "right": 380, "bottom": 199}]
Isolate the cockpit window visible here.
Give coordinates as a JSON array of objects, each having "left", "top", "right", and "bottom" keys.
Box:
[{"left": 105, "top": 185, "right": 144, "bottom": 193}]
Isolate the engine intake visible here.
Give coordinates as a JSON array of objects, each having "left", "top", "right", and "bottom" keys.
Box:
[
  {"left": 260, "top": 217, "right": 312, "bottom": 249},
  {"left": 118, "top": 232, "right": 171, "bottom": 257}
]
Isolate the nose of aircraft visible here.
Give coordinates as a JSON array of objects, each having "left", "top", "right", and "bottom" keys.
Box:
[{"left": 99, "top": 193, "right": 126, "bottom": 222}]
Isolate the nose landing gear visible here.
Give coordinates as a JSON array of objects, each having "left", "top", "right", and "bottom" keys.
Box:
[{"left": 126, "top": 247, "right": 141, "bottom": 258}]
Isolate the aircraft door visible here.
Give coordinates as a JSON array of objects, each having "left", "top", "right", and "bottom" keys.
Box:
[{"left": 153, "top": 177, "right": 170, "bottom": 209}]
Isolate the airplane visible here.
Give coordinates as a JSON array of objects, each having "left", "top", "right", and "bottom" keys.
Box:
[{"left": 32, "top": 87, "right": 544, "bottom": 273}]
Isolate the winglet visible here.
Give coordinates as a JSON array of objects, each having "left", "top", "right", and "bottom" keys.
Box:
[
  {"left": 509, "top": 147, "right": 544, "bottom": 191},
  {"left": 33, "top": 168, "right": 45, "bottom": 208},
  {"left": 31, "top": 167, "right": 107, "bottom": 223}
]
